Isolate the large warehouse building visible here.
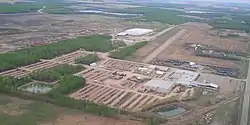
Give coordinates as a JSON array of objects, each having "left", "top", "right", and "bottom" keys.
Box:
[
  {"left": 117, "top": 28, "right": 153, "bottom": 36},
  {"left": 145, "top": 79, "right": 175, "bottom": 93}
]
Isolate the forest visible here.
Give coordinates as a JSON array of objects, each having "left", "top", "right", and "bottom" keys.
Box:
[
  {"left": 0, "top": 35, "right": 114, "bottom": 72},
  {"left": 109, "top": 41, "right": 148, "bottom": 59},
  {"left": 75, "top": 54, "right": 100, "bottom": 65},
  {"left": 0, "top": 76, "right": 31, "bottom": 93},
  {"left": 30, "top": 64, "right": 84, "bottom": 82}
]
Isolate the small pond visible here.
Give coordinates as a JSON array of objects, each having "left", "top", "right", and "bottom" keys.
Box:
[
  {"left": 156, "top": 106, "right": 187, "bottom": 118},
  {"left": 20, "top": 83, "right": 52, "bottom": 94}
]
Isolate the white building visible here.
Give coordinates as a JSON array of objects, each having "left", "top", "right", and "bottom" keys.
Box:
[{"left": 117, "top": 28, "right": 153, "bottom": 36}]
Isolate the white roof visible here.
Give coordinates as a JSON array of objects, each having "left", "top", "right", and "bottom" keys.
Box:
[
  {"left": 138, "top": 67, "right": 148, "bottom": 71},
  {"left": 117, "top": 28, "right": 153, "bottom": 36},
  {"left": 191, "top": 81, "right": 219, "bottom": 88},
  {"left": 90, "top": 63, "right": 97, "bottom": 66},
  {"left": 156, "top": 70, "right": 164, "bottom": 75}
]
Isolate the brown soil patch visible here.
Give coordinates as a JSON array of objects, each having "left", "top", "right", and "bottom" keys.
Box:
[
  {"left": 156, "top": 45, "right": 241, "bottom": 69},
  {"left": 151, "top": 22, "right": 248, "bottom": 69},
  {"left": 41, "top": 114, "right": 142, "bottom": 125},
  {"left": 0, "top": 97, "right": 33, "bottom": 116},
  {"left": 181, "top": 23, "right": 249, "bottom": 53}
]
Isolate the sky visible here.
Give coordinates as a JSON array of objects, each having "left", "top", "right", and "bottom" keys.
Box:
[{"left": 186, "top": 0, "right": 250, "bottom": 4}]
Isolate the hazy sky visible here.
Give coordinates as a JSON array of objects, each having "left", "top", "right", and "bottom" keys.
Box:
[{"left": 188, "top": 0, "right": 250, "bottom": 4}]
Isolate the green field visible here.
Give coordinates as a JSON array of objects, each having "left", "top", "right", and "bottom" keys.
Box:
[
  {"left": 0, "top": 2, "right": 72, "bottom": 13},
  {"left": 0, "top": 3, "right": 42, "bottom": 13},
  {"left": 119, "top": 7, "right": 198, "bottom": 25}
]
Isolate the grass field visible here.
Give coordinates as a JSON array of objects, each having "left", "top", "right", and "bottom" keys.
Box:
[
  {"left": 0, "top": 3, "right": 42, "bottom": 13},
  {"left": 0, "top": 2, "right": 71, "bottom": 13},
  {"left": 212, "top": 102, "right": 239, "bottom": 125},
  {"left": 0, "top": 95, "right": 63, "bottom": 125},
  {"left": 0, "top": 95, "right": 143, "bottom": 125}
]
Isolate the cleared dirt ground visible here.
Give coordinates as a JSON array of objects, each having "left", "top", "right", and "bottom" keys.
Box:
[
  {"left": 156, "top": 45, "right": 241, "bottom": 69},
  {"left": 0, "top": 95, "right": 142, "bottom": 125},
  {"left": 0, "top": 13, "right": 165, "bottom": 52},
  {"left": 41, "top": 114, "right": 142, "bottom": 125},
  {"left": 197, "top": 73, "right": 241, "bottom": 94},
  {"left": 152, "top": 22, "right": 249, "bottom": 70},
  {"left": 181, "top": 23, "right": 249, "bottom": 53}
]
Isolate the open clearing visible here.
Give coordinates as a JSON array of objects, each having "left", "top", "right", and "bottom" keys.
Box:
[
  {"left": 155, "top": 23, "right": 249, "bottom": 75},
  {"left": 41, "top": 114, "right": 142, "bottom": 125},
  {"left": 0, "top": 13, "right": 165, "bottom": 53},
  {"left": 129, "top": 22, "right": 249, "bottom": 78},
  {"left": 0, "top": 95, "right": 142, "bottom": 125}
]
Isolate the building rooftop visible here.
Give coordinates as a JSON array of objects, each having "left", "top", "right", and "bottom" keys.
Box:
[
  {"left": 145, "top": 79, "right": 174, "bottom": 92},
  {"left": 117, "top": 28, "right": 153, "bottom": 36},
  {"left": 169, "top": 70, "right": 199, "bottom": 82}
]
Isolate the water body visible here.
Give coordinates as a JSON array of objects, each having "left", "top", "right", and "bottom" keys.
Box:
[
  {"left": 78, "top": 10, "right": 142, "bottom": 16},
  {"left": 21, "top": 83, "right": 52, "bottom": 94},
  {"left": 156, "top": 106, "right": 186, "bottom": 117}
]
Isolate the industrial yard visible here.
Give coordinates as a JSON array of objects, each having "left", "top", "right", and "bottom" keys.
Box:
[
  {"left": 0, "top": 1, "right": 249, "bottom": 125},
  {"left": 0, "top": 16, "right": 246, "bottom": 124},
  {"left": 0, "top": 47, "right": 242, "bottom": 125}
]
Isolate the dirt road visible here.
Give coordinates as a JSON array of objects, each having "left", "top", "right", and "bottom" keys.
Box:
[
  {"left": 240, "top": 61, "right": 250, "bottom": 125},
  {"left": 143, "top": 29, "right": 186, "bottom": 63}
]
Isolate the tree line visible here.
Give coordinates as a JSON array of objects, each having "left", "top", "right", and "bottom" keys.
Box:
[
  {"left": 30, "top": 64, "right": 84, "bottom": 82},
  {"left": 75, "top": 54, "right": 100, "bottom": 65},
  {"left": 109, "top": 41, "right": 148, "bottom": 59},
  {"left": 0, "top": 35, "right": 114, "bottom": 72}
]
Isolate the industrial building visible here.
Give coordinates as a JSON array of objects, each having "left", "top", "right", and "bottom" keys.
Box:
[
  {"left": 163, "top": 69, "right": 219, "bottom": 89},
  {"left": 168, "top": 70, "right": 199, "bottom": 82},
  {"left": 145, "top": 79, "right": 175, "bottom": 93},
  {"left": 117, "top": 28, "right": 153, "bottom": 36}
]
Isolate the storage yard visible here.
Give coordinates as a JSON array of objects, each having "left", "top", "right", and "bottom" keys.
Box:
[{"left": 0, "top": 47, "right": 242, "bottom": 124}]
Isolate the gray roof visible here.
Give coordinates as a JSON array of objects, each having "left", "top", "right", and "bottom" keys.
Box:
[{"left": 145, "top": 79, "right": 174, "bottom": 90}]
